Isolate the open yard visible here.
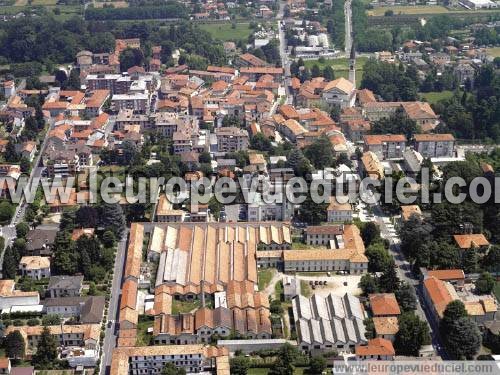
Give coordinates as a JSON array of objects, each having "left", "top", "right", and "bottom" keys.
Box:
[
  {"left": 420, "top": 90, "right": 454, "bottom": 104},
  {"left": 199, "top": 22, "right": 253, "bottom": 42},
  {"left": 367, "top": 5, "right": 451, "bottom": 16},
  {"left": 486, "top": 47, "right": 500, "bottom": 58},
  {"left": 303, "top": 56, "right": 368, "bottom": 88},
  {"left": 0, "top": 3, "right": 82, "bottom": 20},
  {"left": 258, "top": 268, "right": 275, "bottom": 291},
  {"left": 249, "top": 368, "right": 307, "bottom": 375}
]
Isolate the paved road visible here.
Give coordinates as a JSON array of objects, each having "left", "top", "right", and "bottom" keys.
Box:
[
  {"left": 277, "top": 1, "right": 292, "bottom": 106},
  {"left": 99, "top": 230, "right": 128, "bottom": 375},
  {"left": 344, "top": 0, "right": 353, "bottom": 56},
  {"left": 368, "top": 201, "right": 447, "bottom": 358},
  {"left": 0, "top": 117, "right": 54, "bottom": 275}
]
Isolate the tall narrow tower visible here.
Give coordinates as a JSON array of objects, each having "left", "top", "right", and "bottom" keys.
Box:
[{"left": 349, "top": 42, "right": 356, "bottom": 85}]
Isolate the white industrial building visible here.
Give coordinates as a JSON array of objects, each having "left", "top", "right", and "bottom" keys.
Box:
[{"left": 292, "top": 293, "right": 367, "bottom": 353}]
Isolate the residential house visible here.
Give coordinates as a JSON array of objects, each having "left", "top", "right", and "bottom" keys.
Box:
[
  {"left": 327, "top": 197, "right": 353, "bottom": 223},
  {"left": 19, "top": 256, "right": 50, "bottom": 280},
  {"left": 414, "top": 134, "right": 455, "bottom": 158},
  {"left": 47, "top": 275, "right": 84, "bottom": 298},
  {"left": 363, "top": 135, "right": 406, "bottom": 160},
  {"left": 25, "top": 229, "right": 57, "bottom": 256},
  {"left": 355, "top": 338, "right": 395, "bottom": 360},
  {"left": 369, "top": 294, "right": 401, "bottom": 317}
]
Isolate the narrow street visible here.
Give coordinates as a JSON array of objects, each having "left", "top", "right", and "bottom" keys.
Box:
[
  {"left": 344, "top": 0, "right": 353, "bottom": 56},
  {"left": 368, "top": 200, "right": 447, "bottom": 358},
  {"left": 99, "top": 230, "right": 128, "bottom": 375},
  {"left": 0, "top": 117, "right": 54, "bottom": 275},
  {"left": 277, "top": 0, "right": 292, "bottom": 105}
]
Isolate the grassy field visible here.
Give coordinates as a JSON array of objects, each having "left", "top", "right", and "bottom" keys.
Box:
[
  {"left": 136, "top": 319, "right": 153, "bottom": 346},
  {"left": 249, "top": 368, "right": 307, "bottom": 375},
  {"left": 486, "top": 47, "right": 500, "bottom": 58},
  {"left": 172, "top": 299, "right": 201, "bottom": 314},
  {"left": 199, "top": 22, "right": 253, "bottom": 42},
  {"left": 0, "top": 3, "right": 82, "bottom": 20},
  {"left": 368, "top": 5, "right": 451, "bottom": 16},
  {"left": 303, "top": 56, "right": 367, "bottom": 88},
  {"left": 494, "top": 282, "right": 500, "bottom": 302},
  {"left": 420, "top": 90, "right": 454, "bottom": 104},
  {"left": 258, "top": 268, "right": 274, "bottom": 291}
]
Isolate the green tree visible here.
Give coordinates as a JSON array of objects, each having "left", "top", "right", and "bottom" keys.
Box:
[
  {"left": 445, "top": 317, "right": 481, "bottom": 359},
  {"left": 475, "top": 272, "right": 495, "bottom": 294},
  {"left": 394, "top": 312, "right": 431, "bottom": 356},
  {"left": 20, "top": 157, "right": 31, "bottom": 174},
  {"left": 307, "top": 355, "right": 327, "bottom": 374},
  {"left": 230, "top": 356, "right": 250, "bottom": 375},
  {"left": 462, "top": 249, "right": 478, "bottom": 274},
  {"left": 269, "top": 357, "right": 294, "bottom": 375},
  {"left": 361, "top": 222, "right": 380, "bottom": 247},
  {"left": 119, "top": 48, "right": 145, "bottom": 72},
  {"left": 365, "top": 241, "right": 392, "bottom": 273},
  {"left": 311, "top": 64, "right": 321, "bottom": 78},
  {"left": 359, "top": 273, "right": 379, "bottom": 295},
  {"left": 5, "top": 139, "right": 19, "bottom": 162},
  {"left": 99, "top": 203, "right": 126, "bottom": 237},
  {"left": 102, "top": 230, "right": 116, "bottom": 248},
  {"left": 372, "top": 108, "right": 419, "bottom": 140},
  {"left": 161, "top": 363, "right": 186, "bottom": 375},
  {"left": 2, "top": 246, "right": 18, "bottom": 279},
  {"left": 395, "top": 281, "right": 417, "bottom": 311},
  {"left": 303, "top": 135, "right": 335, "bottom": 170},
  {"left": 286, "top": 148, "right": 312, "bottom": 178},
  {"left": 298, "top": 194, "right": 328, "bottom": 225},
  {"left": 32, "top": 326, "right": 58, "bottom": 367},
  {"left": 15, "top": 222, "right": 30, "bottom": 239},
  {"left": 5, "top": 330, "right": 25, "bottom": 359},
  {"left": 323, "top": 66, "right": 335, "bottom": 81},
  {"left": 0, "top": 201, "right": 14, "bottom": 223},
  {"left": 378, "top": 261, "right": 399, "bottom": 293},
  {"left": 440, "top": 300, "right": 467, "bottom": 336},
  {"left": 42, "top": 314, "right": 61, "bottom": 326}
]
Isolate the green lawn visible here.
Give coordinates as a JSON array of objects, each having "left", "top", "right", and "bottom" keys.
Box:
[
  {"left": 172, "top": 299, "right": 201, "bottom": 314},
  {"left": 249, "top": 368, "right": 307, "bottom": 375},
  {"left": 136, "top": 319, "right": 153, "bottom": 346},
  {"left": 420, "top": 90, "right": 454, "bottom": 104},
  {"left": 274, "top": 280, "right": 283, "bottom": 300},
  {"left": 494, "top": 282, "right": 500, "bottom": 302},
  {"left": 300, "top": 280, "right": 312, "bottom": 298},
  {"left": 199, "top": 22, "right": 253, "bottom": 42},
  {"left": 0, "top": 3, "right": 82, "bottom": 20},
  {"left": 486, "top": 47, "right": 500, "bottom": 58},
  {"left": 258, "top": 268, "right": 274, "bottom": 291},
  {"left": 368, "top": 5, "right": 450, "bottom": 16},
  {"left": 303, "top": 56, "right": 367, "bottom": 88}
]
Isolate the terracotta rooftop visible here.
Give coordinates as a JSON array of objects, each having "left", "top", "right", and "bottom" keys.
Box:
[
  {"left": 453, "top": 234, "right": 490, "bottom": 249},
  {"left": 423, "top": 276, "right": 454, "bottom": 318},
  {"left": 356, "top": 338, "right": 395, "bottom": 357},
  {"left": 373, "top": 316, "right": 399, "bottom": 335},
  {"left": 414, "top": 133, "right": 454, "bottom": 142},
  {"left": 369, "top": 293, "right": 401, "bottom": 316},
  {"left": 427, "top": 269, "right": 465, "bottom": 281}
]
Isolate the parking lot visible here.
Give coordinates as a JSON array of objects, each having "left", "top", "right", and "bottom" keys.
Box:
[{"left": 294, "top": 274, "right": 362, "bottom": 296}]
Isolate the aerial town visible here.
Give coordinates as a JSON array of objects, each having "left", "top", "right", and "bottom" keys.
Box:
[{"left": 0, "top": 0, "right": 498, "bottom": 373}]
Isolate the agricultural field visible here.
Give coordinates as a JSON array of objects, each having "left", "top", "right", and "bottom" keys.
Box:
[
  {"left": 420, "top": 90, "right": 454, "bottom": 104},
  {"left": 0, "top": 3, "right": 82, "bottom": 20},
  {"left": 198, "top": 22, "right": 253, "bottom": 42},
  {"left": 486, "top": 47, "right": 500, "bottom": 58},
  {"left": 367, "top": 5, "right": 451, "bottom": 16}
]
